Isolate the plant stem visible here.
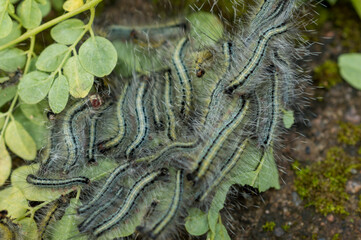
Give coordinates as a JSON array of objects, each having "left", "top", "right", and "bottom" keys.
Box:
[{"left": 0, "top": 0, "right": 103, "bottom": 51}]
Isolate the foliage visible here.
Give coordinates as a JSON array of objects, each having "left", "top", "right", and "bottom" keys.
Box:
[
  {"left": 262, "top": 221, "right": 276, "bottom": 232},
  {"left": 293, "top": 147, "right": 361, "bottom": 216},
  {"left": 314, "top": 60, "right": 342, "bottom": 89},
  {"left": 338, "top": 53, "right": 361, "bottom": 90},
  {"left": 337, "top": 122, "right": 361, "bottom": 145}
]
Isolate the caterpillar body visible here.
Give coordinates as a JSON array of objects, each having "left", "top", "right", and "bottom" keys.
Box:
[{"left": 24, "top": 0, "right": 312, "bottom": 239}]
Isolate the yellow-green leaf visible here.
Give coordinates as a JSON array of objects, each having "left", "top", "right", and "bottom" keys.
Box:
[
  {"left": 4, "top": 120, "right": 36, "bottom": 160},
  {"left": 17, "top": 0, "right": 42, "bottom": 30},
  {"left": 18, "top": 218, "right": 38, "bottom": 240},
  {"left": 36, "top": 43, "right": 69, "bottom": 72},
  {"left": 50, "top": 18, "right": 85, "bottom": 45},
  {"left": 0, "top": 137, "right": 11, "bottom": 186},
  {"left": 0, "top": 21, "right": 21, "bottom": 46},
  {"left": 63, "top": 56, "right": 93, "bottom": 98},
  {"left": 185, "top": 208, "right": 209, "bottom": 236},
  {"left": 11, "top": 164, "right": 73, "bottom": 201},
  {"left": 0, "top": 186, "right": 28, "bottom": 218},
  {"left": 48, "top": 75, "right": 69, "bottom": 113},
  {"left": 0, "top": 48, "right": 26, "bottom": 72},
  {"left": 0, "top": 10, "right": 12, "bottom": 38},
  {"left": 63, "top": 0, "right": 84, "bottom": 12}
]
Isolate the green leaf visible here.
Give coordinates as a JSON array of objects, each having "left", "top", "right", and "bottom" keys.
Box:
[
  {"left": 63, "top": 56, "right": 94, "bottom": 98},
  {"left": 19, "top": 101, "right": 48, "bottom": 126},
  {"left": 17, "top": 0, "right": 42, "bottom": 29},
  {"left": 49, "top": 75, "right": 69, "bottom": 113},
  {"left": 282, "top": 109, "right": 294, "bottom": 129},
  {"left": 36, "top": 43, "right": 69, "bottom": 72},
  {"left": 243, "top": 148, "right": 280, "bottom": 192},
  {"left": 338, "top": 53, "right": 361, "bottom": 90},
  {"left": 188, "top": 12, "right": 223, "bottom": 48},
  {"left": 213, "top": 221, "right": 231, "bottom": 240},
  {"left": 0, "top": 186, "right": 28, "bottom": 218},
  {"left": 50, "top": 18, "right": 85, "bottom": 45},
  {"left": 0, "top": 10, "right": 12, "bottom": 38},
  {"left": 208, "top": 182, "right": 233, "bottom": 233},
  {"left": 52, "top": 198, "right": 87, "bottom": 240},
  {"left": 185, "top": 208, "right": 209, "bottom": 236},
  {"left": 0, "top": 85, "right": 17, "bottom": 107},
  {"left": 5, "top": 120, "right": 37, "bottom": 160},
  {"left": 0, "top": 138, "right": 11, "bottom": 186},
  {"left": 18, "top": 218, "right": 38, "bottom": 240},
  {"left": 50, "top": 0, "right": 64, "bottom": 11},
  {"left": 351, "top": 0, "right": 361, "bottom": 19},
  {"left": 14, "top": 109, "right": 49, "bottom": 150},
  {"left": 38, "top": 0, "right": 51, "bottom": 17},
  {"left": 11, "top": 164, "right": 74, "bottom": 201},
  {"left": 79, "top": 36, "right": 117, "bottom": 77},
  {"left": 0, "top": 48, "right": 26, "bottom": 72},
  {"left": 0, "top": 116, "right": 4, "bottom": 129},
  {"left": 0, "top": 21, "right": 21, "bottom": 46},
  {"left": 18, "top": 71, "right": 53, "bottom": 104}
]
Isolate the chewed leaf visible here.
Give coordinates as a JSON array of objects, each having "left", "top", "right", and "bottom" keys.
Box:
[
  {"left": 52, "top": 198, "right": 87, "bottom": 240},
  {"left": 338, "top": 53, "right": 361, "bottom": 90},
  {"left": 283, "top": 109, "right": 294, "bottom": 129},
  {"left": 0, "top": 10, "right": 12, "bottom": 38},
  {"left": 79, "top": 36, "right": 117, "bottom": 77},
  {"left": 63, "top": 56, "right": 94, "bottom": 98},
  {"left": 213, "top": 220, "right": 231, "bottom": 240},
  {"left": 49, "top": 75, "right": 69, "bottom": 113},
  {"left": 18, "top": 71, "right": 54, "bottom": 104},
  {"left": 0, "top": 21, "right": 21, "bottom": 46},
  {"left": 5, "top": 120, "right": 37, "bottom": 160},
  {"left": 188, "top": 12, "right": 223, "bottom": 48},
  {"left": 0, "top": 186, "right": 28, "bottom": 218},
  {"left": 51, "top": 18, "right": 85, "bottom": 45},
  {"left": 243, "top": 147, "right": 280, "bottom": 192},
  {"left": 11, "top": 164, "right": 74, "bottom": 202},
  {"left": 18, "top": 218, "right": 38, "bottom": 240},
  {"left": 17, "top": 0, "right": 42, "bottom": 29},
  {"left": 36, "top": 43, "right": 69, "bottom": 72},
  {"left": 208, "top": 182, "right": 233, "bottom": 234},
  {"left": 0, "top": 48, "right": 26, "bottom": 72},
  {"left": 14, "top": 109, "right": 49, "bottom": 150},
  {"left": 0, "top": 138, "right": 11, "bottom": 186},
  {"left": 0, "top": 85, "right": 17, "bottom": 107},
  {"left": 185, "top": 208, "right": 209, "bottom": 236}
]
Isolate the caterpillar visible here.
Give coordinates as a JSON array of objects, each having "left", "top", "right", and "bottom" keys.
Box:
[{"left": 22, "top": 0, "right": 312, "bottom": 239}]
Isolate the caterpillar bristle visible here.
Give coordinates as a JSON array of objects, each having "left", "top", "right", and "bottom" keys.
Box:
[{"left": 23, "top": 0, "right": 314, "bottom": 239}]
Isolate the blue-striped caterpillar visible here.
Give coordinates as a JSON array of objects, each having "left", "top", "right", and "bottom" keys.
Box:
[{"left": 15, "top": 0, "right": 313, "bottom": 239}]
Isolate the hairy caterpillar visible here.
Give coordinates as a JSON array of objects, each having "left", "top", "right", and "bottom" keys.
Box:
[{"left": 20, "top": 0, "right": 313, "bottom": 239}]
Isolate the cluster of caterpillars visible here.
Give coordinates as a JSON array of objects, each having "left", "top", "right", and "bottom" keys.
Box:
[{"left": 24, "top": 0, "right": 309, "bottom": 239}]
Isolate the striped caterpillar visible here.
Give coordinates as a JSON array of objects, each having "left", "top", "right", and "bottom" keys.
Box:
[{"left": 21, "top": 0, "right": 312, "bottom": 239}]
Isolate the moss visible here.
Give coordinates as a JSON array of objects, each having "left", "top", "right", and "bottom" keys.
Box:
[
  {"left": 281, "top": 223, "right": 290, "bottom": 232},
  {"left": 293, "top": 147, "right": 361, "bottom": 216},
  {"left": 358, "top": 147, "right": 361, "bottom": 155},
  {"left": 313, "top": 60, "right": 342, "bottom": 89},
  {"left": 337, "top": 122, "right": 361, "bottom": 145},
  {"left": 262, "top": 221, "right": 276, "bottom": 232},
  {"left": 332, "top": 233, "right": 341, "bottom": 240}
]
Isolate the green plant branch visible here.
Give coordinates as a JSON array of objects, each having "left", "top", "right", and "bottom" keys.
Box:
[
  {"left": 8, "top": 11, "right": 21, "bottom": 24},
  {"left": 0, "top": 0, "right": 103, "bottom": 51}
]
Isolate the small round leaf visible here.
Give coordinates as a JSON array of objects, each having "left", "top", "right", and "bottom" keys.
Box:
[
  {"left": 17, "top": 0, "right": 42, "bottom": 30},
  {"left": 338, "top": 53, "right": 361, "bottom": 90},
  {"left": 63, "top": 56, "right": 93, "bottom": 98},
  {"left": 283, "top": 109, "right": 294, "bottom": 129},
  {"left": 185, "top": 208, "right": 209, "bottom": 236},
  {"left": 0, "top": 11, "right": 13, "bottom": 38},
  {"left": 5, "top": 120, "right": 37, "bottom": 160},
  {"left": 50, "top": 18, "right": 85, "bottom": 45},
  {"left": 0, "top": 187, "right": 28, "bottom": 218},
  {"left": 36, "top": 43, "right": 69, "bottom": 72},
  {"left": 0, "top": 48, "right": 26, "bottom": 72},
  {"left": 79, "top": 36, "right": 117, "bottom": 77},
  {"left": 18, "top": 71, "right": 53, "bottom": 104},
  {"left": 0, "top": 85, "right": 17, "bottom": 107},
  {"left": 49, "top": 75, "right": 69, "bottom": 113},
  {"left": 0, "top": 138, "right": 11, "bottom": 186},
  {"left": 38, "top": 0, "right": 51, "bottom": 17},
  {"left": 0, "top": 21, "right": 21, "bottom": 46},
  {"left": 63, "top": 0, "right": 84, "bottom": 12}
]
